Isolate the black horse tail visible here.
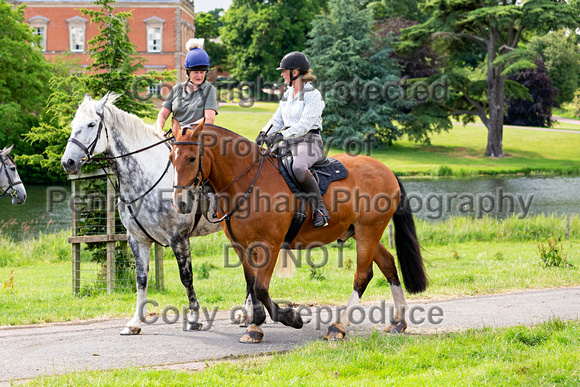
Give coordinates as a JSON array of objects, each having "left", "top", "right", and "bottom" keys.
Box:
[{"left": 392, "top": 175, "right": 428, "bottom": 294}]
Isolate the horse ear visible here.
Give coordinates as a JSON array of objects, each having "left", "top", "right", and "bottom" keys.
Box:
[
  {"left": 95, "top": 92, "right": 110, "bottom": 115},
  {"left": 195, "top": 118, "right": 205, "bottom": 133},
  {"left": 83, "top": 94, "right": 92, "bottom": 104},
  {"left": 171, "top": 119, "right": 181, "bottom": 139},
  {"left": 5, "top": 144, "right": 14, "bottom": 155}
]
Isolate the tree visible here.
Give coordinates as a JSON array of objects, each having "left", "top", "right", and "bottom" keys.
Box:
[
  {"left": 220, "top": 0, "right": 327, "bottom": 81},
  {"left": 195, "top": 12, "right": 227, "bottom": 69},
  {"left": 305, "top": 0, "right": 411, "bottom": 147},
  {"left": 505, "top": 59, "right": 557, "bottom": 127},
  {"left": 195, "top": 12, "right": 219, "bottom": 38},
  {"left": 21, "top": 0, "right": 173, "bottom": 177},
  {"left": 0, "top": 0, "right": 55, "bottom": 181},
  {"left": 529, "top": 31, "right": 580, "bottom": 105},
  {"left": 400, "top": 0, "right": 580, "bottom": 157}
]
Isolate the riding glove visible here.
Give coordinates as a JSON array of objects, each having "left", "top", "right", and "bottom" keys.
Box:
[
  {"left": 255, "top": 131, "right": 267, "bottom": 146},
  {"left": 266, "top": 132, "right": 284, "bottom": 148}
]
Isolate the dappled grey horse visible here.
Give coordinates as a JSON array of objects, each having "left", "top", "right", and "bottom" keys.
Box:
[
  {"left": 61, "top": 93, "right": 222, "bottom": 335},
  {"left": 0, "top": 145, "right": 26, "bottom": 205}
]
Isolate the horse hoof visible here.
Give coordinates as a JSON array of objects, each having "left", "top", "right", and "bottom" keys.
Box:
[
  {"left": 185, "top": 322, "right": 203, "bottom": 331},
  {"left": 323, "top": 324, "right": 346, "bottom": 341},
  {"left": 239, "top": 322, "right": 250, "bottom": 328},
  {"left": 239, "top": 324, "right": 264, "bottom": 344},
  {"left": 385, "top": 321, "right": 407, "bottom": 334},
  {"left": 120, "top": 326, "right": 141, "bottom": 335}
]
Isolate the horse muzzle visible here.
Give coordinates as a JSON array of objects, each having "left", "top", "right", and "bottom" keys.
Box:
[
  {"left": 173, "top": 188, "right": 196, "bottom": 214},
  {"left": 61, "top": 157, "right": 83, "bottom": 175}
]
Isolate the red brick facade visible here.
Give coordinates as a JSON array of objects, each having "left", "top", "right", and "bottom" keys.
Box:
[{"left": 18, "top": 0, "right": 197, "bottom": 83}]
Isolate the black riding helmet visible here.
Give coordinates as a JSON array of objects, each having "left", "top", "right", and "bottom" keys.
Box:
[{"left": 277, "top": 52, "right": 310, "bottom": 87}]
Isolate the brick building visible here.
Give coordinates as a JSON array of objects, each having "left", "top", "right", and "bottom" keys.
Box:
[{"left": 18, "top": 0, "right": 198, "bottom": 83}]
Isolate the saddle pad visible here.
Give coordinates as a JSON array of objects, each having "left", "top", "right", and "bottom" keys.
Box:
[{"left": 279, "top": 157, "right": 348, "bottom": 197}]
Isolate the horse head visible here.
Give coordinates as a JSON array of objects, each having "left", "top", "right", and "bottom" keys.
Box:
[
  {"left": 61, "top": 92, "right": 113, "bottom": 175},
  {"left": 0, "top": 145, "right": 27, "bottom": 204},
  {"left": 169, "top": 119, "right": 211, "bottom": 214}
]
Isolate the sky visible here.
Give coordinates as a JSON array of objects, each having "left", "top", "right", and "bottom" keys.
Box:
[{"left": 194, "top": 0, "right": 232, "bottom": 13}]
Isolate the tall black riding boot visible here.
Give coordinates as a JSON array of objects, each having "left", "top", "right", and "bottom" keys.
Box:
[{"left": 300, "top": 170, "right": 330, "bottom": 228}]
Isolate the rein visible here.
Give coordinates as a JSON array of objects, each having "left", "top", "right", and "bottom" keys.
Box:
[
  {"left": 0, "top": 154, "right": 23, "bottom": 200},
  {"left": 172, "top": 131, "right": 267, "bottom": 224}
]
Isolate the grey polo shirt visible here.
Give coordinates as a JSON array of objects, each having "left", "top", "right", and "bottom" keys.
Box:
[{"left": 162, "top": 80, "right": 218, "bottom": 126}]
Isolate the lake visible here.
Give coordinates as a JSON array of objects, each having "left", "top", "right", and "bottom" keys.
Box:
[{"left": 1, "top": 176, "right": 579, "bottom": 240}]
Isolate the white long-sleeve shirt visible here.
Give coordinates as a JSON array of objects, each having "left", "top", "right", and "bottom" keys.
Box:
[{"left": 263, "top": 82, "right": 325, "bottom": 139}]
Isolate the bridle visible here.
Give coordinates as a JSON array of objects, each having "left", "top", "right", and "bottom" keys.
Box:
[
  {"left": 0, "top": 153, "right": 23, "bottom": 200},
  {"left": 172, "top": 126, "right": 204, "bottom": 191},
  {"left": 67, "top": 110, "right": 108, "bottom": 163},
  {"left": 171, "top": 127, "right": 266, "bottom": 224}
]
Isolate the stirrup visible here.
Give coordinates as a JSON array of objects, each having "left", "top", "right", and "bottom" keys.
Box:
[{"left": 313, "top": 210, "right": 329, "bottom": 229}]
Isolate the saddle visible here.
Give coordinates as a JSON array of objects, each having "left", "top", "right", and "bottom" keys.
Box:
[{"left": 278, "top": 153, "right": 348, "bottom": 197}]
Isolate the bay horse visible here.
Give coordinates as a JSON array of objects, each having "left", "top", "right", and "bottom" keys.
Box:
[
  {"left": 0, "top": 145, "right": 26, "bottom": 204},
  {"left": 170, "top": 121, "right": 428, "bottom": 343},
  {"left": 61, "top": 93, "right": 222, "bottom": 335}
]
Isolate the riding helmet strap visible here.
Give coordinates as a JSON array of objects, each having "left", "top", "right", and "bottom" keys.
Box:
[{"left": 289, "top": 69, "right": 300, "bottom": 88}]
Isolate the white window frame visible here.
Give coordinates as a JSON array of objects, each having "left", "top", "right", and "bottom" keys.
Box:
[
  {"left": 67, "top": 16, "right": 88, "bottom": 53},
  {"left": 28, "top": 16, "right": 49, "bottom": 52},
  {"left": 144, "top": 17, "right": 165, "bottom": 53}
]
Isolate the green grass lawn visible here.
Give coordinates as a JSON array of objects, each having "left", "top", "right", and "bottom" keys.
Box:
[
  {"left": 212, "top": 102, "right": 580, "bottom": 177},
  {"left": 27, "top": 319, "right": 580, "bottom": 386},
  {"left": 1, "top": 215, "right": 578, "bottom": 326}
]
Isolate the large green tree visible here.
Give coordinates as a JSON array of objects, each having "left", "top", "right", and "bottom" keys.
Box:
[
  {"left": 21, "top": 0, "right": 172, "bottom": 177},
  {"left": 400, "top": 0, "right": 580, "bottom": 158},
  {"left": 529, "top": 30, "right": 580, "bottom": 105},
  {"left": 0, "top": 0, "right": 54, "bottom": 181},
  {"left": 220, "top": 0, "right": 327, "bottom": 81},
  {"left": 306, "top": 0, "right": 411, "bottom": 147}
]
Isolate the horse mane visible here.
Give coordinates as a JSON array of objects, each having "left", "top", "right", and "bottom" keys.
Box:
[
  {"left": 77, "top": 93, "right": 157, "bottom": 139},
  {"left": 104, "top": 96, "right": 157, "bottom": 139}
]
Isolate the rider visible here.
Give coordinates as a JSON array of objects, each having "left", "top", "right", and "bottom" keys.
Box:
[
  {"left": 257, "top": 52, "right": 329, "bottom": 228},
  {"left": 154, "top": 38, "right": 218, "bottom": 138}
]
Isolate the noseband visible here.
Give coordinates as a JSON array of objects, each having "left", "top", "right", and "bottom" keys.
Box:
[
  {"left": 67, "top": 109, "right": 108, "bottom": 164},
  {"left": 0, "top": 154, "right": 23, "bottom": 200},
  {"left": 172, "top": 126, "right": 203, "bottom": 191}
]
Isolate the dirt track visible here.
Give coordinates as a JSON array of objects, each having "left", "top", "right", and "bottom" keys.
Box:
[{"left": 1, "top": 287, "right": 579, "bottom": 384}]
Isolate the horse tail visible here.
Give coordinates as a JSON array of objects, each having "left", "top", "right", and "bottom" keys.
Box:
[{"left": 391, "top": 175, "right": 428, "bottom": 294}]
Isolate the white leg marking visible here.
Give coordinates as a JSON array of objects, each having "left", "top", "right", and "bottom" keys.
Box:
[
  {"left": 390, "top": 284, "right": 408, "bottom": 322},
  {"left": 338, "top": 290, "right": 361, "bottom": 327}
]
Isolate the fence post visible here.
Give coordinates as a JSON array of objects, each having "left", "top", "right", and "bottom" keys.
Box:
[
  {"left": 106, "top": 176, "right": 116, "bottom": 294},
  {"left": 155, "top": 243, "right": 164, "bottom": 290},
  {"left": 72, "top": 180, "right": 80, "bottom": 296},
  {"left": 389, "top": 223, "right": 394, "bottom": 249}
]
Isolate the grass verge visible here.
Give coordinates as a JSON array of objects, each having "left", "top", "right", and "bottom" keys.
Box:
[
  {"left": 26, "top": 319, "right": 580, "bottom": 386},
  {"left": 1, "top": 215, "right": 578, "bottom": 325}
]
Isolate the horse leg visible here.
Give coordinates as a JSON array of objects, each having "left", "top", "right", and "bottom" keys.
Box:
[
  {"left": 373, "top": 241, "right": 408, "bottom": 333},
  {"left": 235, "top": 249, "right": 267, "bottom": 327},
  {"left": 172, "top": 237, "right": 204, "bottom": 331},
  {"left": 324, "top": 233, "right": 376, "bottom": 341},
  {"left": 121, "top": 235, "right": 152, "bottom": 335},
  {"left": 239, "top": 245, "right": 303, "bottom": 344}
]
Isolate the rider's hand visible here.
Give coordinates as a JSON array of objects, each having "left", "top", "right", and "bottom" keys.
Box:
[
  {"left": 255, "top": 131, "right": 267, "bottom": 146},
  {"left": 265, "top": 132, "right": 284, "bottom": 148},
  {"left": 154, "top": 125, "right": 167, "bottom": 139}
]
